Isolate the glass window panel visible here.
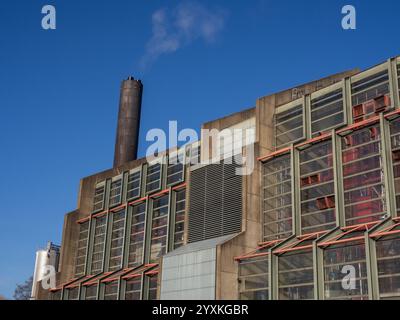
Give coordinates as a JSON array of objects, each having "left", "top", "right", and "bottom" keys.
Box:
[
  {"left": 190, "top": 144, "right": 201, "bottom": 166},
  {"left": 262, "top": 154, "right": 293, "bottom": 241},
  {"left": 84, "top": 285, "right": 97, "bottom": 300},
  {"left": 128, "top": 203, "right": 146, "bottom": 268},
  {"left": 311, "top": 89, "right": 344, "bottom": 136},
  {"left": 278, "top": 251, "right": 314, "bottom": 300},
  {"left": 174, "top": 189, "right": 186, "bottom": 249},
  {"left": 390, "top": 118, "right": 400, "bottom": 214},
  {"left": 90, "top": 216, "right": 107, "bottom": 274},
  {"left": 66, "top": 287, "right": 79, "bottom": 300},
  {"left": 275, "top": 104, "right": 304, "bottom": 149},
  {"left": 167, "top": 153, "right": 185, "bottom": 186},
  {"left": 93, "top": 183, "right": 105, "bottom": 212},
  {"left": 147, "top": 275, "right": 158, "bottom": 300},
  {"left": 108, "top": 210, "right": 126, "bottom": 271},
  {"left": 146, "top": 163, "right": 162, "bottom": 193},
  {"left": 239, "top": 256, "right": 269, "bottom": 300},
  {"left": 150, "top": 196, "right": 169, "bottom": 261},
  {"left": 300, "top": 140, "right": 336, "bottom": 234},
  {"left": 341, "top": 125, "right": 386, "bottom": 225},
  {"left": 376, "top": 236, "right": 400, "bottom": 299},
  {"left": 127, "top": 170, "right": 141, "bottom": 200},
  {"left": 51, "top": 290, "right": 62, "bottom": 301},
  {"left": 351, "top": 70, "right": 391, "bottom": 122},
  {"left": 323, "top": 242, "right": 368, "bottom": 300},
  {"left": 125, "top": 276, "right": 142, "bottom": 300},
  {"left": 74, "top": 221, "right": 89, "bottom": 277},
  {"left": 104, "top": 281, "right": 118, "bottom": 300},
  {"left": 109, "top": 178, "right": 123, "bottom": 207}
]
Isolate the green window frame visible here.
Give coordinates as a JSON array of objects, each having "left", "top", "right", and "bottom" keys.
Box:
[
  {"left": 310, "top": 86, "right": 345, "bottom": 137},
  {"left": 390, "top": 118, "right": 400, "bottom": 215},
  {"left": 103, "top": 281, "right": 119, "bottom": 300},
  {"left": 262, "top": 154, "right": 293, "bottom": 241},
  {"left": 375, "top": 231, "right": 400, "bottom": 299},
  {"left": 189, "top": 142, "right": 201, "bottom": 166},
  {"left": 126, "top": 169, "right": 142, "bottom": 201},
  {"left": 275, "top": 101, "right": 305, "bottom": 149},
  {"left": 108, "top": 210, "right": 126, "bottom": 271},
  {"left": 74, "top": 221, "right": 90, "bottom": 277},
  {"left": 150, "top": 195, "right": 169, "bottom": 261},
  {"left": 127, "top": 202, "right": 146, "bottom": 268},
  {"left": 239, "top": 256, "right": 269, "bottom": 300},
  {"left": 109, "top": 176, "right": 123, "bottom": 208},
  {"left": 278, "top": 250, "right": 314, "bottom": 300},
  {"left": 351, "top": 68, "right": 392, "bottom": 122},
  {"left": 125, "top": 276, "right": 142, "bottom": 300},
  {"left": 299, "top": 139, "right": 336, "bottom": 234},
  {"left": 90, "top": 215, "right": 107, "bottom": 274},
  {"left": 147, "top": 274, "right": 158, "bottom": 300},
  {"left": 146, "top": 162, "right": 162, "bottom": 194},
  {"left": 167, "top": 151, "right": 185, "bottom": 186},
  {"left": 83, "top": 285, "right": 98, "bottom": 300},
  {"left": 173, "top": 189, "right": 186, "bottom": 249},
  {"left": 323, "top": 239, "right": 368, "bottom": 300},
  {"left": 93, "top": 182, "right": 105, "bottom": 213},
  {"left": 341, "top": 124, "right": 386, "bottom": 226}
]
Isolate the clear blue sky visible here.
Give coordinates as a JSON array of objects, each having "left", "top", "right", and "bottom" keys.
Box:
[{"left": 0, "top": 0, "right": 399, "bottom": 299}]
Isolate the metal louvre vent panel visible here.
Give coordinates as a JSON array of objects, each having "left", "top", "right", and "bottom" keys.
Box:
[{"left": 188, "top": 163, "right": 242, "bottom": 243}]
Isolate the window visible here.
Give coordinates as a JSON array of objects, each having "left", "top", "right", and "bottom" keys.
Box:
[
  {"left": 239, "top": 257, "right": 269, "bottom": 300},
  {"left": 275, "top": 103, "right": 304, "bottom": 149},
  {"left": 50, "top": 290, "right": 62, "bottom": 300},
  {"left": 323, "top": 240, "right": 368, "bottom": 300},
  {"left": 173, "top": 189, "right": 186, "bottom": 249},
  {"left": 74, "top": 221, "right": 89, "bottom": 277},
  {"left": 127, "top": 203, "right": 146, "bottom": 268},
  {"left": 299, "top": 140, "right": 336, "bottom": 234},
  {"left": 90, "top": 216, "right": 107, "bottom": 274},
  {"left": 351, "top": 70, "right": 391, "bottom": 122},
  {"left": 341, "top": 124, "right": 386, "bottom": 225},
  {"left": 127, "top": 169, "right": 141, "bottom": 200},
  {"left": 390, "top": 118, "right": 400, "bottom": 214},
  {"left": 311, "top": 88, "right": 344, "bottom": 137},
  {"left": 150, "top": 195, "right": 169, "bottom": 261},
  {"left": 109, "top": 177, "right": 123, "bottom": 207},
  {"left": 108, "top": 210, "right": 126, "bottom": 271},
  {"left": 84, "top": 285, "right": 97, "bottom": 300},
  {"left": 104, "top": 281, "right": 118, "bottom": 300},
  {"left": 93, "top": 182, "right": 105, "bottom": 212},
  {"left": 147, "top": 274, "right": 158, "bottom": 300},
  {"left": 376, "top": 233, "right": 400, "bottom": 299},
  {"left": 278, "top": 251, "right": 314, "bottom": 300},
  {"left": 189, "top": 143, "right": 201, "bottom": 166},
  {"left": 66, "top": 287, "right": 79, "bottom": 300},
  {"left": 125, "top": 276, "right": 142, "bottom": 300},
  {"left": 262, "top": 154, "right": 293, "bottom": 242},
  {"left": 146, "top": 162, "right": 162, "bottom": 194},
  {"left": 167, "top": 152, "right": 185, "bottom": 186}
]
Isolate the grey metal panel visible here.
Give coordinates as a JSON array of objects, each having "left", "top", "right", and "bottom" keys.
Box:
[
  {"left": 188, "top": 163, "right": 242, "bottom": 243},
  {"left": 160, "top": 236, "right": 236, "bottom": 300}
]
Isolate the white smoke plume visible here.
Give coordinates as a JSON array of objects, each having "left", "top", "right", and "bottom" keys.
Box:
[{"left": 140, "top": 1, "right": 227, "bottom": 69}]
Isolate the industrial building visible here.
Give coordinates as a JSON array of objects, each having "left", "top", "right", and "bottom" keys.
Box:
[{"left": 39, "top": 56, "right": 400, "bottom": 300}]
